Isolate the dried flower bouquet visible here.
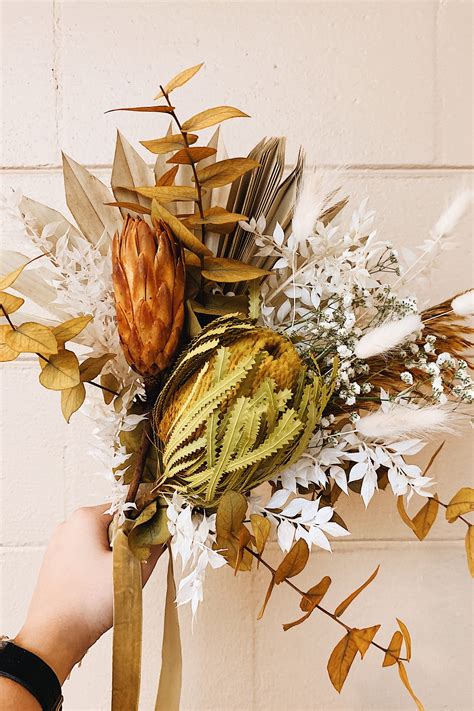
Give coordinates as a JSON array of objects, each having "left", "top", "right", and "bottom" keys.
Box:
[{"left": 1, "top": 63, "right": 473, "bottom": 711}]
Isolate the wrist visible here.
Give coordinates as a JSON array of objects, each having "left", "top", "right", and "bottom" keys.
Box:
[{"left": 14, "top": 619, "right": 89, "bottom": 685}]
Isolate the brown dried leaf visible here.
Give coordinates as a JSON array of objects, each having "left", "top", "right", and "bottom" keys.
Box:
[
  {"left": 156, "top": 166, "right": 179, "bottom": 187},
  {"left": 300, "top": 576, "right": 332, "bottom": 611},
  {"left": 155, "top": 62, "right": 204, "bottom": 98},
  {"left": 411, "top": 495, "right": 439, "bottom": 541},
  {"left": 397, "top": 662, "right": 425, "bottom": 711},
  {"left": 101, "top": 373, "right": 120, "bottom": 404},
  {"left": 282, "top": 609, "right": 314, "bottom": 632},
  {"left": 382, "top": 631, "right": 403, "bottom": 667},
  {"left": 140, "top": 134, "right": 198, "bottom": 155},
  {"left": 234, "top": 525, "right": 252, "bottom": 575},
  {"left": 250, "top": 514, "right": 271, "bottom": 556},
  {"left": 396, "top": 618, "right": 412, "bottom": 661},
  {"left": 0, "top": 325, "right": 19, "bottom": 362},
  {"left": 53, "top": 315, "right": 93, "bottom": 347},
  {"left": 187, "top": 206, "right": 248, "bottom": 226},
  {"left": 39, "top": 349, "right": 81, "bottom": 391},
  {"left": 257, "top": 577, "right": 275, "bottom": 620},
  {"left": 397, "top": 496, "right": 418, "bottom": 534},
  {"left": 466, "top": 525, "right": 474, "bottom": 577},
  {"left": 0, "top": 291, "right": 25, "bottom": 315},
  {"left": 215, "top": 491, "right": 252, "bottom": 570},
  {"left": 151, "top": 201, "right": 213, "bottom": 257},
  {"left": 134, "top": 185, "right": 199, "bottom": 202},
  {"left": 327, "top": 632, "right": 358, "bottom": 693},
  {"left": 61, "top": 382, "right": 86, "bottom": 423},
  {"left": 181, "top": 106, "right": 250, "bottom": 132},
  {"left": 334, "top": 566, "right": 380, "bottom": 618},
  {"left": 105, "top": 105, "right": 174, "bottom": 114},
  {"left": 274, "top": 539, "right": 309, "bottom": 585},
  {"left": 167, "top": 146, "right": 217, "bottom": 165},
  {"left": 445, "top": 487, "right": 474, "bottom": 522},
  {"left": 197, "top": 158, "right": 260, "bottom": 189},
  {"left": 79, "top": 353, "right": 115, "bottom": 381},
  {"left": 6, "top": 322, "right": 58, "bottom": 354},
  {"left": 351, "top": 625, "right": 381, "bottom": 659},
  {"left": 202, "top": 257, "right": 270, "bottom": 283}
]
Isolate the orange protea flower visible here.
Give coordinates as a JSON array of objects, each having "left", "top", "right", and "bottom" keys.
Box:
[{"left": 112, "top": 215, "right": 185, "bottom": 380}]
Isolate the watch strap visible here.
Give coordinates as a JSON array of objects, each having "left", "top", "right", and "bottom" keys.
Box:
[{"left": 0, "top": 639, "right": 63, "bottom": 710}]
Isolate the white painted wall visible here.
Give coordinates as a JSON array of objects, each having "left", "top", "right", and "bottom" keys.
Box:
[{"left": 1, "top": 1, "right": 473, "bottom": 710}]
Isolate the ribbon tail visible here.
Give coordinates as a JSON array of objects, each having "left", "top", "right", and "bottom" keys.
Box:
[
  {"left": 155, "top": 547, "right": 182, "bottom": 711},
  {"left": 111, "top": 526, "right": 143, "bottom": 711}
]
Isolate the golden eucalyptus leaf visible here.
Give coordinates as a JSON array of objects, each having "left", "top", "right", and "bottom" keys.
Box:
[
  {"left": 155, "top": 62, "right": 204, "bottom": 99},
  {"left": 79, "top": 353, "right": 116, "bottom": 382},
  {"left": 0, "top": 253, "right": 44, "bottom": 290},
  {"left": 334, "top": 566, "right": 380, "bottom": 618},
  {"left": 327, "top": 632, "right": 359, "bottom": 693},
  {"left": 300, "top": 576, "right": 332, "bottom": 611},
  {"left": 101, "top": 373, "right": 120, "bottom": 404},
  {"left": 396, "top": 618, "right": 412, "bottom": 661},
  {"left": 156, "top": 165, "right": 179, "bottom": 187},
  {"left": 250, "top": 514, "right": 271, "bottom": 556},
  {"left": 411, "top": 495, "right": 439, "bottom": 541},
  {"left": 465, "top": 525, "right": 474, "bottom": 577},
  {"left": 234, "top": 525, "right": 252, "bottom": 575},
  {"left": 351, "top": 625, "right": 381, "bottom": 659},
  {"left": 167, "top": 146, "right": 217, "bottom": 165},
  {"left": 397, "top": 661, "right": 425, "bottom": 711},
  {"left": 134, "top": 185, "right": 199, "bottom": 202},
  {"left": 151, "top": 200, "right": 213, "bottom": 257},
  {"left": 215, "top": 490, "right": 247, "bottom": 543},
  {"left": 196, "top": 158, "right": 260, "bottom": 189},
  {"left": 397, "top": 496, "right": 418, "bottom": 534},
  {"left": 128, "top": 501, "right": 170, "bottom": 561},
  {"left": 187, "top": 206, "right": 248, "bottom": 226},
  {"left": 382, "top": 630, "right": 403, "bottom": 667},
  {"left": 0, "top": 325, "right": 19, "bottom": 362},
  {"left": 181, "top": 106, "right": 250, "bottom": 132},
  {"left": 0, "top": 291, "right": 24, "bottom": 315},
  {"left": 201, "top": 257, "right": 270, "bottom": 283},
  {"left": 445, "top": 487, "right": 474, "bottom": 522},
  {"left": 61, "top": 382, "right": 86, "bottom": 423},
  {"left": 39, "top": 349, "right": 81, "bottom": 391},
  {"left": 140, "top": 134, "right": 198, "bottom": 155},
  {"left": 274, "top": 539, "right": 309, "bottom": 585},
  {"left": 53, "top": 315, "right": 93, "bottom": 347},
  {"left": 6, "top": 322, "right": 58, "bottom": 355},
  {"left": 106, "top": 105, "right": 174, "bottom": 114},
  {"left": 257, "top": 577, "right": 275, "bottom": 620}
]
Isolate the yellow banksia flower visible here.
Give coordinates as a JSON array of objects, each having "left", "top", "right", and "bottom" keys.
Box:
[
  {"left": 112, "top": 216, "right": 185, "bottom": 380},
  {"left": 153, "top": 317, "right": 336, "bottom": 507}
]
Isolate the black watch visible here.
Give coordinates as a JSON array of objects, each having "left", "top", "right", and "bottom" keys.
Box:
[{"left": 0, "top": 639, "right": 63, "bottom": 710}]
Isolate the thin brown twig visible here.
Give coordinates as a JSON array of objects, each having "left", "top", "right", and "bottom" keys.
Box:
[
  {"left": 437, "top": 499, "right": 471, "bottom": 527},
  {"left": 244, "top": 546, "right": 408, "bottom": 663},
  {"left": 159, "top": 85, "right": 207, "bottom": 244}
]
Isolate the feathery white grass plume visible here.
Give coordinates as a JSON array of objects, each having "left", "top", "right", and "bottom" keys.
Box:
[
  {"left": 292, "top": 169, "right": 343, "bottom": 244},
  {"left": 432, "top": 189, "right": 474, "bottom": 238},
  {"left": 354, "top": 314, "right": 423, "bottom": 360},
  {"left": 356, "top": 403, "right": 461, "bottom": 440},
  {"left": 451, "top": 290, "right": 474, "bottom": 317}
]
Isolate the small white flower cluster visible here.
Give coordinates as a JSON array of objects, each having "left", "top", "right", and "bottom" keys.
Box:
[{"left": 167, "top": 494, "right": 226, "bottom": 616}]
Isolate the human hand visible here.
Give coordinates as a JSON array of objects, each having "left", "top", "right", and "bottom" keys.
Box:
[{"left": 14, "top": 504, "right": 163, "bottom": 684}]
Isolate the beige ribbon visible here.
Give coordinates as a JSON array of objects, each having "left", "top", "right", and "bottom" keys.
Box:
[
  {"left": 111, "top": 533, "right": 182, "bottom": 711},
  {"left": 155, "top": 549, "right": 182, "bottom": 711},
  {"left": 112, "top": 527, "right": 143, "bottom": 711}
]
